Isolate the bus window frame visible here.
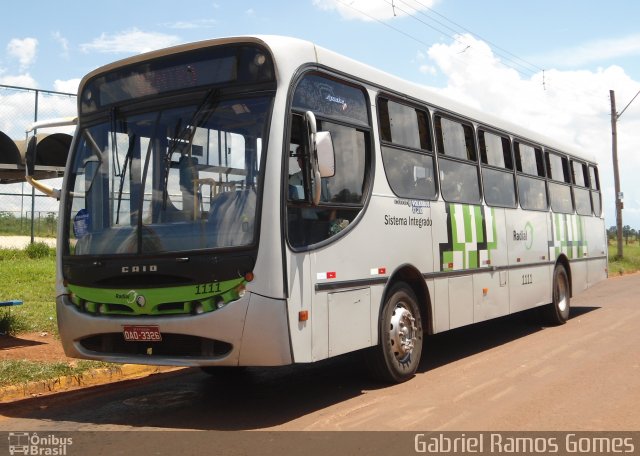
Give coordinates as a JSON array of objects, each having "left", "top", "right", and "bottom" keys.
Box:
[
  {"left": 588, "top": 164, "right": 602, "bottom": 216},
  {"left": 376, "top": 94, "right": 439, "bottom": 201},
  {"left": 284, "top": 69, "right": 375, "bottom": 251},
  {"left": 513, "top": 138, "right": 549, "bottom": 212},
  {"left": 434, "top": 112, "right": 482, "bottom": 205},
  {"left": 545, "top": 149, "right": 574, "bottom": 215},
  {"left": 478, "top": 126, "right": 517, "bottom": 209},
  {"left": 571, "top": 158, "right": 593, "bottom": 216}
]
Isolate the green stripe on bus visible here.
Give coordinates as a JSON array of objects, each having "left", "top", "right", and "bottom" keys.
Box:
[
  {"left": 68, "top": 277, "right": 246, "bottom": 316},
  {"left": 474, "top": 205, "right": 484, "bottom": 243}
]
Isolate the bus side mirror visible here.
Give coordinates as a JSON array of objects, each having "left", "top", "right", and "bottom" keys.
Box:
[
  {"left": 316, "top": 131, "right": 335, "bottom": 178},
  {"left": 305, "top": 111, "right": 336, "bottom": 205}
]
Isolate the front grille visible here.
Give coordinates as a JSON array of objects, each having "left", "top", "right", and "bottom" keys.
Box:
[{"left": 79, "top": 333, "right": 233, "bottom": 358}]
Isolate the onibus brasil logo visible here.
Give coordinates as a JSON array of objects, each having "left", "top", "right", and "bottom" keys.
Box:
[{"left": 8, "top": 432, "right": 72, "bottom": 455}]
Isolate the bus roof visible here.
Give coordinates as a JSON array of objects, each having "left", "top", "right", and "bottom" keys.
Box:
[{"left": 79, "top": 35, "right": 596, "bottom": 164}]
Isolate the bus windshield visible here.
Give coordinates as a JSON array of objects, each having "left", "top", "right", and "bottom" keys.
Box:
[{"left": 65, "top": 93, "right": 272, "bottom": 256}]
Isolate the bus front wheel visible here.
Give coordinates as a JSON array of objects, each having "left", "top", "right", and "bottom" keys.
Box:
[
  {"left": 367, "top": 282, "right": 423, "bottom": 383},
  {"left": 544, "top": 264, "right": 571, "bottom": 325}
]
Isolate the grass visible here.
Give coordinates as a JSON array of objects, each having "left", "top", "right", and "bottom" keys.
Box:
[
  {"left": 608, "top": 240, "right": 640, "bottom": 276},
  {"left": 0, "top": 243, "right": 117, "bottom": 389},
  {"left": 0, "top": 243, "right": 57, "bottom": 335},
  {"left": 0, "top": 359, "right": 116, "bottom": 387},
  {"left": 0, "top": 212, "right": 57, "bottom": 238}
]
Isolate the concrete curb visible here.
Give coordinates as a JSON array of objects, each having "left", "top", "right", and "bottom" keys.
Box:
[{"left": 0, "top": 364, "right": 183, "bottom": 403}]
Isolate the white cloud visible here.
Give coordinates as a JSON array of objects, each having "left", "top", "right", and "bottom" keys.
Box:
[
  {"left": 424, "top": 33, "right": 640, "bottom": 228},
  {"left": 419, "top": 64, "right": 437, "bottom": 76},
  {"left": 535, "top": 34, "right": 640, "bottom": 68},
  {"left": 312, "top": 0, "right": 438, "bottom": 22},
  {"left": 53, "top": 78, "right": 81, "bottom": 95},
  {"left": 7, "top": 37, "right": 38, "bottom": 70},
  {"left": 52, "top": 31, "right": 70, "bottom": 58},
  {"left": 80, "top": 28, "right": 181, "bottom": 54},
  {"left": 0, "top": 73, "right": 37, "bottom": 88}
]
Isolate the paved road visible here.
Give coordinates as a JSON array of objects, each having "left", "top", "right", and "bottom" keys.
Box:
[{"left": 1, "top": 274, "right": 638, "bottom": 433}]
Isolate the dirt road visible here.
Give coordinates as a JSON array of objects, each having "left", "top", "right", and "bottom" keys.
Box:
[{"left": 0, "top": 273, "right": 638, "bottom": 433}]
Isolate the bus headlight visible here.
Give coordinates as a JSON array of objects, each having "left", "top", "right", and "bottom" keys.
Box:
[
  {"left": 236, "top": 284, "right": 246, "bottom": 298},
  {"left": 193, "top": 302, "right": 204, "bottom": 314}
]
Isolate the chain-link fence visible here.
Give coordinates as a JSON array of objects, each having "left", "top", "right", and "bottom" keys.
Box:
[{"left": 0, "top": 84, "right": 76, "bottom": 240}]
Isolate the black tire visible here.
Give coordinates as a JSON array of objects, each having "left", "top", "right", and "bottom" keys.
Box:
[
  {"left": 544, "top": 264, "right": 571, "bottom": 325},
  {"left": 366, "top": 282, "right": 423, "bottom": 383}
]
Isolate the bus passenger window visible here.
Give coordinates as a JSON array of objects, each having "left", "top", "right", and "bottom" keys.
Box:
[
  {"left": 546, "top": 151, "right": 573, "bottom": 214},
  {"left": 515, "top": 142, "right": 545, "bottom": 177},
  {"left": 589, "top": 165, "right": 602, "bottom": 216},
  {"left": 435, "top": 115, "right": 480, "bottom": 204},
  {"left": 483, "top": 168, "right": 516, "bottom": 207},
  {"left": 378, "top": 97, "right": 436, "bottom": 201},
  {"left": 435, "top": 116, "right": 476, "bottom": 161},
  {"left": 381, "top": 146, "right": 436, "bottom": 200},
  {"left": 378, "top": 98, "right": 432, "bottom": 151},
  {"left": 514, "top": 141, "right": 548, "bottom": 211},
  {"left": 439, "top": 159, "right": 480, "bottom": 204},
  {"left": 517, "top": 175, "right": 548, "bottom": 211},
  {"left": 479, "top": 130, "right": 516, "bottom": 208},
  {"left": 572, "top": 160, "right": 592, "bottom": 216}
]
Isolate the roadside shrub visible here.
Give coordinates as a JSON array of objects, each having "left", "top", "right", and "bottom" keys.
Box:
[
  {"left": 0, "top": 312, "right": 29, "bottom": 336},
  {"left": 25, "top": 242, "right": 54, "bottom": 259}
]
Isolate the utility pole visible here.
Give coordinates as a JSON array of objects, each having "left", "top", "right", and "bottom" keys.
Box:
[
  {"left": 610, "top": 90, "right": 623, "bottom": 259},
  {"left": 610, "top": 87, "right": 640, "bottom": 259}
]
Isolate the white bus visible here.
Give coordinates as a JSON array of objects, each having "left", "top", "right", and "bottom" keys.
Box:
[{"left": 36, "top": 36, "right": 607, "bottom": 383}]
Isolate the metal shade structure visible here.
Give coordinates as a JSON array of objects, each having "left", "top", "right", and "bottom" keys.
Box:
[{"left": 0, "top": 129, "right": 73, "bottom": 184}]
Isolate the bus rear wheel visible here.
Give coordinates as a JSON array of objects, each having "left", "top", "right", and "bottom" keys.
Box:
[
  {"left": 544, "top": 264, "right": 571, "bottom": 325},
  {"left": 367, "top": 282, "right": 423, "bottom": 383}
]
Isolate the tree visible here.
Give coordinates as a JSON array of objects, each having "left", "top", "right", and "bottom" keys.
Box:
[{"left": 623, "top": 225, "right": 632, "bottom": 245}]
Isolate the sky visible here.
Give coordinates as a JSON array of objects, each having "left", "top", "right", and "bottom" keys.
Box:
[{"left": 1, "top": 0, "right": 640, "bottom": 229}]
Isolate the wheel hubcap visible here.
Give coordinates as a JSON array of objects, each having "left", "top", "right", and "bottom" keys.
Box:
[
  {"left": 557, "top": 276, "right": 568, "bottom": 312},
  {"left": 389, "top": 303, "right": 417, "bottom": 362}
]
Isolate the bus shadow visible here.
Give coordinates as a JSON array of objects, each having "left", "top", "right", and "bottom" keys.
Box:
[
  {"left": 421, "top": 305, "right": 600, "bottom": 371},
  {"left": 0, "top": 335, "right": 45, "bottom": 350},
  {"left": 0, "top": 306, "right": 600, "bottom": 431}
]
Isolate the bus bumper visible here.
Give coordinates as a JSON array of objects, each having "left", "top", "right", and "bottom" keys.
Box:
[{"left": 56, "top": 292, "right": 293, "bottom": 367}]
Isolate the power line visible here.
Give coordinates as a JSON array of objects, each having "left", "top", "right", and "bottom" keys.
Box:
[
  {"left": 332, "top": 0, "right": 436, "bottom": 49},
  {"left": 384, "top": 0, "right": 542, "bottom": 79},
  {"left": 333, "top": 0, "right": 542, "bottom": 82},
  {"left": 331, "top": 0, "right": 613, "bottom": 103},
  {"left": 405, "top": 0, "right": 544, "bottom": 75}
]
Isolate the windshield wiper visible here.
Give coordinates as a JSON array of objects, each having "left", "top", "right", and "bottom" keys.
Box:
[
  {"left": 115, "top": 133, "right": 137, "bottom": 225},
  {"left": 162, "top": 88, "right": 221, "bottom": 209}
]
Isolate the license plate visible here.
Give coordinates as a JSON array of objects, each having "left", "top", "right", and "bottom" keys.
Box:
[{"left": 123, "top": 325, "right": 162, "bottom": 342}]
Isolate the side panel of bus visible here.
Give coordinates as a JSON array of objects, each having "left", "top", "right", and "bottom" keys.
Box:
[{"left": 506, "top": 209, "right": 551, "bottom": 313}]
